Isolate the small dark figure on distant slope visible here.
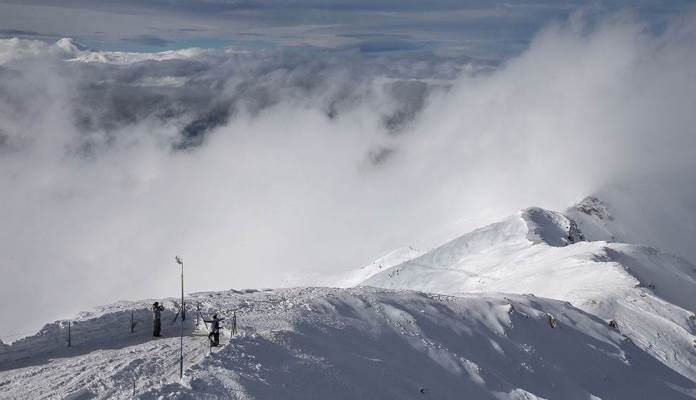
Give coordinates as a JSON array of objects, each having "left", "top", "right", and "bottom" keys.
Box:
[
  {"left": 232, "top": 311, "right": 237, "bottom": 336},
  {"left": 205, "top": 314, "right": 224, "bottom": 346},
  {"left": 152, "top": 302, "right": 165, "bottom": 337}
]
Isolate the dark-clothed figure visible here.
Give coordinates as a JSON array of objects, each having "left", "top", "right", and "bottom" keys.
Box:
[
  {"left": 152, "top": 302, "right": 165, "bottom": 337},
  {"left": 232, "top": 311, "right": 237, "bottom": 336},
  {"left": 204, "top": 314, "right": 224, "bottom": 346}
]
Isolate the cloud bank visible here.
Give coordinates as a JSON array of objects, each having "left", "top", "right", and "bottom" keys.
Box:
[{"left": 1, "top": 13, "right": 696, "bottom": 337}]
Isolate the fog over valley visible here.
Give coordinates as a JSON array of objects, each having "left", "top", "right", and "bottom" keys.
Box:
[{"left": 2, "top": 9, "right": 696, "bottom": 343}]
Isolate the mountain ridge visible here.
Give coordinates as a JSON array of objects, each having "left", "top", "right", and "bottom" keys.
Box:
[
  {"left": 359, "top": 201, "right": 696, "bottom": 381},
  {"left": 3, "top": 195, "right": 696, "bottom": 398}
]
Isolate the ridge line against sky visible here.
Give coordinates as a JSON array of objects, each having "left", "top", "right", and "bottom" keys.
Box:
[{"left": 0, "top": 0, "right": 693, "bottom": 58}]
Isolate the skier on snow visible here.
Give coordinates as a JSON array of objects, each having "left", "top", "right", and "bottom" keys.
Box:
[
  {"left": 205, "top": 314, "right": 224, "bottom": 346},
  {"left": 152, "top": 301, "right": 165, "bottom": 337}
]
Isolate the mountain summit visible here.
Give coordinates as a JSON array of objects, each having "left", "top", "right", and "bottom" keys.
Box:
[
  {"left": 2, "top": 197, "right": 696, "bottom": 398},
  {"left": 52, "top": 38, "right": 89, "bottom": 57},
  {"left": 360, "top": 201, "right": 696, "bottom": 381}
]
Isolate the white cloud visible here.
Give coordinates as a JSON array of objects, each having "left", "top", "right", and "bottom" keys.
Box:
[{"left": 1, "top": 12, "right": 696, "bottom": 338}]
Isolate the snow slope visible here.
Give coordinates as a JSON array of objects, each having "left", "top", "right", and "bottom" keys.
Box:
[
  {"left": 362, "top": 206, "right": 696, "bottom": 381},
  {"left": 4, "top": 199, "right": 696, "bottom": 398},
  {"left": 333, "top": 246, "right": 425, "bottom": 287},
  {"left": 280, "top": 246, "right": 424, "bottom": 288},
  {"left": 0, "top": 298, "right": 209, "bottom": 399},
  {"left": 3, "top": 288, "right": 695, "bottom": 399}
]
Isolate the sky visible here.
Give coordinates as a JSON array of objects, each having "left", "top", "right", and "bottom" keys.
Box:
[
  {"left": 0, "top": 1, "right": 691, "bottom": 58},
  {"left": 1, "top": 1, "right": 696, "bottom": 339}
]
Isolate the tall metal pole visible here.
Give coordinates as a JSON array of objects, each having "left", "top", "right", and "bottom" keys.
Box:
[
  {"left": 179, "top": 258, "right": 185, "bottom": 321},
  {"left": 179, "top": 321, "right": 183, "bottom": 379},
  {"left": 176, "top": 256, "right": 185, "bottom": 379}
]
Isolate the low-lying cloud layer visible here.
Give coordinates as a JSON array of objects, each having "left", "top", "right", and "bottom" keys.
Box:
[{"left": 2, "top": 13, "right": 696, "bottom": 337}]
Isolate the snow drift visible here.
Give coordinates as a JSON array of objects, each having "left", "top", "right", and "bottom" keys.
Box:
[{"left": 3, "top": 288, "right": 696, "bottom": 399}]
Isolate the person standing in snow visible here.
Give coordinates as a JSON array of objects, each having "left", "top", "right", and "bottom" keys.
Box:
[
  {"left": 152, "top": 302, "right": 165, "bottom": 337},
  {"left": 231, "top": 311, "right": 237, "bottom": 336},
  {"left": 204, "top": 314, "right": 224, "bottom": 346}
]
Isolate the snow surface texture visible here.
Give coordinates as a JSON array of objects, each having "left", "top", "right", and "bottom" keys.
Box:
[
  {"left": 3, "top": 197, "right": 696, "bottom": 399},
  {"left": 363, "top": 204, "right": 696, "bottom": 382},
  {"left": 3, "top": 288, "right": 696, "bottom": 399},
  {"left": 330, "top": 247, "right": 426, "bottom": 288},
  {"left": 280, "top": 246, "right": 425, "bottom": 288}
]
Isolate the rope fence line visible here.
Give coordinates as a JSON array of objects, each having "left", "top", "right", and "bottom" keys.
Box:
[
  {"left": 0, "top": 307, "right": 174, "bottom": 366},
  {"left": 2, "top": 297, "right": 250, "bottom": 400},
  {"left": 1, "top": 305, "right": 168, "bottom": 342},
  {"left": 1, "top": 302, "right": 241, "bottom": 369}
]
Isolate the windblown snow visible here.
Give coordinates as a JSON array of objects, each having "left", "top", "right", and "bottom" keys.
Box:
[{"left": 3, "top": 193, "right": 696, "bottom": 399}]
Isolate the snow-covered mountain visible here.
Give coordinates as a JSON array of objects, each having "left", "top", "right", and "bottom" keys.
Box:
[
  {"left": 361, "top": 203, "right": 696, "bottom": 382},
  {"left": 280, "top": 246, "right": 425, "bottom": 288},
  {"left": 2, "top": 288, "right": 696, "bottom": 399},
  {"left": 3, "top": 195, "right": 696, "bottom": 398},
  {"left": 0, "top": 37, "right": 217, "bottom": 66},
  {"left": 331, "top": 246, "right": 425, "bottom": 287}
]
